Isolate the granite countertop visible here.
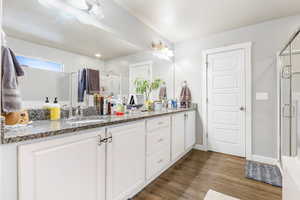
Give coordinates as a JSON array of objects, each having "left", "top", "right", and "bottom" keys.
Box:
[{"left": 1, "top": 107, "right": 196, "bottom": 144}]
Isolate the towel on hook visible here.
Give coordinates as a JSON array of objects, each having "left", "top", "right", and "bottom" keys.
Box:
[
  {"left": 1, "top": 47, "right": 24, "bottom": 113},
  {"left": 77, "top": 68, "right": 100, "bottom": 102},
  {"left": 180, "top": 85, "right": 191, "bottom": 108},
  {"left": 159, "top": 86, "right": 167, "bottom": 100},
  {"left": 78, "top": 68, "right": 87, "bottom": 102},
  {"left": 86, "top": 68, "right": 100, "bottom": 95}
]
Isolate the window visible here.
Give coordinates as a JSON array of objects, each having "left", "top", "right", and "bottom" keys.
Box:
[{"left": 16, "top": 55, "right": 64, "bottom": 72}]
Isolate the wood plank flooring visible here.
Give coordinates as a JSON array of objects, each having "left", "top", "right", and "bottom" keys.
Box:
[{"left": 133, "top": 150, "right": 282, "bottom": 200}]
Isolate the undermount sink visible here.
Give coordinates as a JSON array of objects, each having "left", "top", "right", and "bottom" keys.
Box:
[{"left": 67, "top": 116, "right": 107, "bottom": 125}]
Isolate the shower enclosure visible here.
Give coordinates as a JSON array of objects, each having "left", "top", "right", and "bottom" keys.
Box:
[{"left": 278, "top": 28, "right": 300, "bottom": 162}]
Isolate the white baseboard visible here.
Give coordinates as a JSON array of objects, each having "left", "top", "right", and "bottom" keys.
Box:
[
  {"left": 193, "top": 144, "right": 207, "bottom": 151},
  {"left": 250, "top": 154, "right": 278, "bottom": 165}
]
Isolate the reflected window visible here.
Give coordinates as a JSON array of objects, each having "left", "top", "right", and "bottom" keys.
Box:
[{"left": 16, "top": 55, "right": 64, "bottom": 72}]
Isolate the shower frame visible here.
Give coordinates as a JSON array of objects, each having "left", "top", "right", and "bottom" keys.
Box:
[{"left": 278, "top": 28, "right": 300, "bottom": 164}]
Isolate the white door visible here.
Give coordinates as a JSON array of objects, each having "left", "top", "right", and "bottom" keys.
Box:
[
  {"left": 129, "top": 62, "right": 152, "bottom": 93},
  {"left": 106, "top": 121, "right": 146, "bottom": 200},
  {"left": 18, "top": 130, "right": 106, "bottom": 200},
  {"left": 207, "top": 49, "right": 246, "bottom": 157},
  {"left": 171, "top": 113, "right": 185, "bottom": 160},
  {"left": 185, "top": 111, "right": 196, "bottom": 149}
]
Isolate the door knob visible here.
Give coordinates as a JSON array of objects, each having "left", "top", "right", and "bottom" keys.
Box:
[{"left": 240, "top": 106, "right": 245, "bottom": 111}]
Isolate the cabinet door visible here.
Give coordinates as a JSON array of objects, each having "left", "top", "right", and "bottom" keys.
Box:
[
  {"left": 185, "top": 111, "right": 196, "bottom": 149},
  {"left": 107, "top": 121, "right": 146, "bottom": 200},
  {"left": 172, "top": 113, "right": 185, "bottom": 160},
  {"left": 18, "top": 130, "right": 106, "bottom": 200}
]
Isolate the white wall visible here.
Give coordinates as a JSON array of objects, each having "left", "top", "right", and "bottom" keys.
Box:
[{"left": 174, "top": 15, "right": 300, "bottom": 158}]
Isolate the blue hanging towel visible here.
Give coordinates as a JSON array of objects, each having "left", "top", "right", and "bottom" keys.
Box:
[{"left": 78, "top": 68, "right": 87, "bottom": 102}]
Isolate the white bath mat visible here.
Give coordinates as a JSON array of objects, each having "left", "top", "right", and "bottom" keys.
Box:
[{"left": 204, "top": 190, "right": 240, "bottom": 200}]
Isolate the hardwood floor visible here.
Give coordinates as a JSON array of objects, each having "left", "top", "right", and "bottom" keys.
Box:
[{"left": 133, "top": 150, "right": 282, "bottom": 200}]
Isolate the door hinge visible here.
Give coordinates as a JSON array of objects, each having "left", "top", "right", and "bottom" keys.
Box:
[
  {"left": 206, "top": 98, "right": 208, "bottom": 103},
  {"left": 206, "top": 62, "right": 209, "bottom": 69}
]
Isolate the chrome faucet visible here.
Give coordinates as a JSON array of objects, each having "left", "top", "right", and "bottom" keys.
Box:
[{"left": 75, "top": 106, "right": 83, "bottom": 118}]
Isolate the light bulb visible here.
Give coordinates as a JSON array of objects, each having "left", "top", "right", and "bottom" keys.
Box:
[{"left": 66, "top": 0, "right": 88, "bottom": 10}]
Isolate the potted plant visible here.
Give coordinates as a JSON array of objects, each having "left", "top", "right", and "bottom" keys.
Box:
[{"left": 134, "top": 78, "right": 164, "bottom": 110}]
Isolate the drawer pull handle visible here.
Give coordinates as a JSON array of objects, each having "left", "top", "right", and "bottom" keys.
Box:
[
  {"left": 158, "top": 122, "right": 164, "bottom": 125},
  {"left": 157, "top": 159, "right": 163, "bottom": 164},
  {"left": 157, "top": 138, "right": 164, "bottom": 143}
]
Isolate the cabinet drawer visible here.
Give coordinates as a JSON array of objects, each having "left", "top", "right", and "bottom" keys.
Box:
[
  {"left": 146, "top": 147, "right": 170, "bottom": 180},
  {"left": 147, "top": 127, "right": 170, "bottom": 156},
  {"left": 147, "top": 116, "right": 170, "bottom": 132}
]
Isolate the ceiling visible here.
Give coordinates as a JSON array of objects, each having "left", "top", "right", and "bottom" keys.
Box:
[
  {"left": 115, "top": 0, "right": 300, "bottom": 43},
  {"left": 3, "top": 0, "right": 143, "bottom": 60}
]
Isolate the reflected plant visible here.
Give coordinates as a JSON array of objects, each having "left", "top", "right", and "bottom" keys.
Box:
[{"left": 134, "top": 78, "right": 164, "bottom": 100}]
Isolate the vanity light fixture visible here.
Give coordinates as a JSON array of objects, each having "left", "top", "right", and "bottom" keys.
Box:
[
  {"left": 95, "top": 53, "right": 102, "bottom": 58},
  {"left": 151, "top": 41, "right": 174, "bottom": 61}
]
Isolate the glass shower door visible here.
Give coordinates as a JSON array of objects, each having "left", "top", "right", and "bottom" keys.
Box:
[
  {"left": 291, "top": 35, "right": 300, "bottom": 159},
  {"left": 279, "top": 46, "right": 293, "bottom": 158},
  {"left": 279, "top": 31, "right": 300, "bottom": 161}
]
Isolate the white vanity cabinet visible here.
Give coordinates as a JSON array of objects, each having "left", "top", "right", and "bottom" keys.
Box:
[
  {"left": 185, "top": 111, "right": 196, "bottom": 149},
  {"left": 106, "top": 121, "right": 146, "bottom": 200},
  {"left": 171, "top": 113, "right": 186, "bottom": 161},
  {"left": 146, "top": 116, "right": 171, "bottom": 180},
  {"left": 16, "top": 110, "right": 196, "bottom": 200},
  {"left": 18, "top": 129, "right": 106, "bottom": 200}
]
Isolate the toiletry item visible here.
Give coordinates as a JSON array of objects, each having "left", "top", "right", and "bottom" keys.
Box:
[
  {"left": 115, "top": 112, "right": 124, "bottom": 116},
  {"left": 123, "top": 104, "right": 127, "bottom": 114},
  {"left": 122, "top": 96, "right": 127, "bottom": 113},
  {"left": 43, "top": 97, "right": 51, "bottom": 109},
  {"left": 154, "top": 102, "right": 162, "bottom": 111},
  {"left": 116, "top": 103, "right": 124, "bottom": 113},
  {"left": 168, "top": 100, "right": 172, "bottom": 109},
  {"left": 172, "top": 99, "right": 178, "bottom": 109},
  {"left": 144, "top": 100, "right": 153, "bottom": 111},
  {"left": 108, "top": 101, "right": 111, "bottom": 115},
  {"left": 162, "top": 99, "right": 168, "bottom": 110},
  {"left": 111, "top": 103, "right": 116, "bottom": 115},
  {"left": 100, "top": 96, "right": 104, "bottom": 115},
  {"left": 103, "top": 98, "right": 108, "bottom": 115},
  {"left": 94, "top": 94, "right": 101, "bottom": 115},
  {"left": 50, "top": 97, "right": 61, "bottom": 121}
]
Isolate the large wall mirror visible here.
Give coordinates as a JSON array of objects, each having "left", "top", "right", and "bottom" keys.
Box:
[{"left": 3, "top": 0, "right": 175, "bottom": 109}]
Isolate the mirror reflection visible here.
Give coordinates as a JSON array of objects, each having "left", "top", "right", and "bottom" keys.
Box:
[{"left": 2, "top": 0, "right": 175, "bottom": 113}]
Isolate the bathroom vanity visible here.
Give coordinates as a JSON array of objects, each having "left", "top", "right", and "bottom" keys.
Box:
[
  {"left": 0, "top": 1, "right": 195, "bottom": 199},
  {"left": 0, "top": 108, "right": 196, "bottom": 200}
]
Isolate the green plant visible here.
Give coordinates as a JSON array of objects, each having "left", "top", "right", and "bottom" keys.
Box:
[{"left": 134, "top": 78, "right": 164, "bottom": 100}]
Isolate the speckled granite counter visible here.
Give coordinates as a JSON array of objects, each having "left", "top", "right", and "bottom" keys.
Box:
[{"left": 1, "top": 108, "right": 196, "bottom": 144}]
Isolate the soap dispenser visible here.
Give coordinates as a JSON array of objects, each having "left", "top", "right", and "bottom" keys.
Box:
[
  {"left": 50, "top": 97, "right": 61, "bottom": 120},
  {"left": 43, "top": 97, "right": 51, "bottom": 109}
]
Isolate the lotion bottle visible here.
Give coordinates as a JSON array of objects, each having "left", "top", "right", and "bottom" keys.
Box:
[{"left": 50, "top": 97, "right": 61, "bottom": 120}]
